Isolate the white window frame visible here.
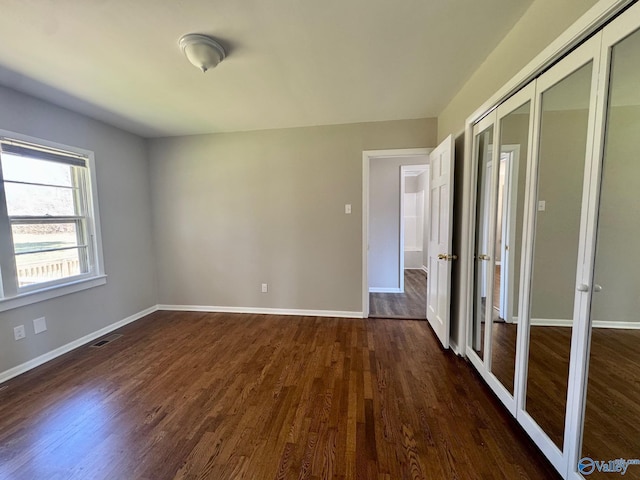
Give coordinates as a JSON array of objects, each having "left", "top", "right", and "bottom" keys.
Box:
[{"left": 0, "top": 130, "right": 106, "bottom": 312}]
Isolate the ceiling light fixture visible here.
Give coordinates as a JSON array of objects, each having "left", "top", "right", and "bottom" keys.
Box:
[{"left": 179, "top": 34, "right": 226, "bottom": 73}]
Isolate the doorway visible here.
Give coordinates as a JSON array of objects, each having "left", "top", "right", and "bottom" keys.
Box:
[{"left": 361, "top": 149, "right": 431, "bottom": 319}]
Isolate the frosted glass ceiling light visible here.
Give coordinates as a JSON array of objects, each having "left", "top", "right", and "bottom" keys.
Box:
[{"left": 179, "top": 34, "right": 226, "bottom": 72}]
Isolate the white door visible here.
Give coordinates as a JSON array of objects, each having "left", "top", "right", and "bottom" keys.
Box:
[{"left": 426, "top": 135, "right": 455, "bottom": 349}]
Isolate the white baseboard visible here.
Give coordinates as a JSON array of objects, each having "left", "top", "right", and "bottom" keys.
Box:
[
  {"left": 421, "top": 265, "right": 428, "bottom": 274},
  {"left": 594, "top": 320, "right": 640, "bottom": 330},
  {"left": 368, "top": 287, "right": 402, "bottom": 293},
  {"left": 530, "top": 318, "right": 640, "bottom": 329},
  {"left": 0, "top": 305, "right": 158, "bottom": 385},
  {"left": 157, "top": 304, "right": 364, "bottom": 319},
  {"left": 530, "top": 318, "right": 573, "bottom": 327}
]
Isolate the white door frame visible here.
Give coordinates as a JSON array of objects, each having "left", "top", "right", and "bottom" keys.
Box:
[
  {"left": 362, "top": 148, "right": 431, "bottom": 317},
  {"left": 400, "top": 170, "right": 406, "bottom": 293},
  {"left": 498, "top": 147, "right": 520, "bottom": 323},
  {"left": 401, "top": 164, "right": 429, "bottom": 276}
]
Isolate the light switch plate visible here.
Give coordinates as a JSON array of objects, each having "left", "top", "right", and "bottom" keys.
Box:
[
  {"left": 345, "top": 204, "right": 352, "bottom": 214},
  {"left": 538, "top": 200, "right": 546, "bottom": 211}
]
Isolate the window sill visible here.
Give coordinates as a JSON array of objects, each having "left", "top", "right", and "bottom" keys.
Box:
[{"left": 0, "top": 275, "right": 107, "bottom": 313}]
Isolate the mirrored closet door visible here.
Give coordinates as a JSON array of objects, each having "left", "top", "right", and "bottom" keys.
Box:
[
  {"left": 576, "top": 9, "right": 640, "bottom": 480},
  {"left": 489, "top": 87, "right": 533, "bottom": 403},
  {"left": 464, "top": 2, "right": 640, "bottom": 477},
  {"left": 470, "top": 116, "right": 495, "bottom": 365},
  {"left": 467, "top": 85, "right": 535, "bottom": 413},
  {"left": 520, "top": 37, "right": 600, "bottom": 466}
]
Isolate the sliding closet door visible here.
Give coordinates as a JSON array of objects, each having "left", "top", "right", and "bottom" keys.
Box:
[
  {"left": 575, "top": 5, "right": 640, "bottom": 478},
  {"left": 466, "top": 86, "right": 535, "bottom": 413},
  {"left": 464, "top": 4, "right": 640, "bottom": 478},
  {"left": 488, "top": 85, "right": 534, "bottom": 404},
  {"left": 469, "top": 115, "right": 496, "bottom": 365},
  {"left": 518, "top": 37, "right": 601, "bottom": 471}
]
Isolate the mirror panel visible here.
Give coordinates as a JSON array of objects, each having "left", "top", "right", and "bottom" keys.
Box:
[
  {"left": 472, "top": 125, "right": 494, "bottom": 360},
  {"left": 581, "top": 27, "right": 640, "bottom": 477},
  {"left": 490, "top": 101, "right": 531, "bottom": 396},
  {"left": 525, "top": 62, "right": 594, "bottom": 450}
]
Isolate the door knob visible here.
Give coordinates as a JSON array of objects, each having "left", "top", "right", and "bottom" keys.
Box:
[
  {"left": 438, "top": 253, "right": 457, "bottom": 261},
  {"left": 593, "top": 284, "right": 602, "bottom": 293},
  {"left": 577, "top": 284, "right": 589, "bottom": 292},
  {"left": 478, "top": 254, "right": 491, "bottom": 261}
]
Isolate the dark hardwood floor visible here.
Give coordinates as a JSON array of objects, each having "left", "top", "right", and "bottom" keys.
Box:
[
  {"left": 490, "top": 323, "right": 640, "bottom": 475},
  {"left": 582, "top": 327, "right": 640, "bottom": 474},
  {"left": 0, "top": 311, "right": 559, "bottom": 480},
  {"left": 369, "top": 269, "right": 427, "bottom": 319},
  {"left": 490, "top": 322, "right": 518, "bottom": 396},
  {"left": 489, "top": 324, "right": 572, "bottom": 450}
]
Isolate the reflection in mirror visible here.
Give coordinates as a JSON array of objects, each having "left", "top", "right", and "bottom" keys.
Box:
[
  {"left": 490, "top": 102, "right": 530, "bottom": 396},
  {"left": 581, "top": 27, "right": 640, "bottom": 477},
  {"left": 525, "top": 62, "right": 593, "bottom": 450},
  {"left": 472, "top": 125, "right": 493, "bottom": 360}
]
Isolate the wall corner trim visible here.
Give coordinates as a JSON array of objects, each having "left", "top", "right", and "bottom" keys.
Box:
[
  {"left": 0, "top": 305, "right": 159, "bottom": 385},
  {"left": 157, "top": 304, "right": 364, "bottom": 319}
]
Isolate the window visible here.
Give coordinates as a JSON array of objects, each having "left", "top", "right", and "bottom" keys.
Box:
[{"left": 0, "top": 133, "right": 105, "bottom": 310}]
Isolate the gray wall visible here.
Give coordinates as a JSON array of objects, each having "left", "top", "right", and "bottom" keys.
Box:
[
  {"left": 501, "top": 112, "right": 530, "bottom": 317},
  {"left": 438, "top": 0, "right": 599, "bottom": 140},
  {"left": 149, "top": 119, "right": 437, "bottom": 313},
  {"left": 530, "top": 110, "right": 588, "bottom": 320},
  {"left": 0, "top": 86, "right": 157, "bottom": 375},
  {"left": 369, "top": 155, "right": 429, "bottom": 289},
  {"left": 589, "top": 105, "right": 640, "bottom": 323}
]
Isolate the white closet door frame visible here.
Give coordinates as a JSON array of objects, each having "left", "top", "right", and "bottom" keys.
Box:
[
  {"left": 483, "top": 84, "right": 536, "bottom": 415},
  {"left": 566, "top": 4, "right": 640, "bottom": 478},
  {"left": 514, "top": 35, "right": 603, "bottom": 476},
  {"left": 465, "top": 112, "right": 496, "bottom": 376},
  {"left": 465, "top": 85, "right": 536, "bottom": 415}
]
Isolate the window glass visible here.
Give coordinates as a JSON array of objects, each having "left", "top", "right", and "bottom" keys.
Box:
[{"left": 0, "top": 138, "right": 99, "bottom": 296}]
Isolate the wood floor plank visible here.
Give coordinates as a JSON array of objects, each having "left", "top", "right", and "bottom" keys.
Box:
[
  {"left": 0, "top": 311, "right": 559, "bottom": 479},
  {"left": 369, "top": 270, "right": 427, "bottom": 319}
]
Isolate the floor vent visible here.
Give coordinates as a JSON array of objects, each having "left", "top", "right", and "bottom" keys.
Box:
[{"left": 91, "top": 333, "right": 122, "bottom": 348}]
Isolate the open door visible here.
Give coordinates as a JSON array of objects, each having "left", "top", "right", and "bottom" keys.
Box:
[{"left": 426, "top": 134, "right": 455, "bottom": 349}]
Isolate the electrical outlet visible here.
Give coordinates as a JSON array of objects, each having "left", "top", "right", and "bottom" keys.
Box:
[
  {"left": 538, "top": 200, "right": 546, "bottom": 211},
  {"left": 261, "top": 283, "right": 268, "bottom": 293},
  {"left": 33, "top": 317, "right": 47, "bottom": 334},
  {"left": 13, "top": 325, "right": 26, "bottom": 341}
]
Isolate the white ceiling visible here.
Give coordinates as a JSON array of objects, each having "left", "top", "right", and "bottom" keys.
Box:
[{"left": 0, "top": 0, "right": 533, "bottom": 138}]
